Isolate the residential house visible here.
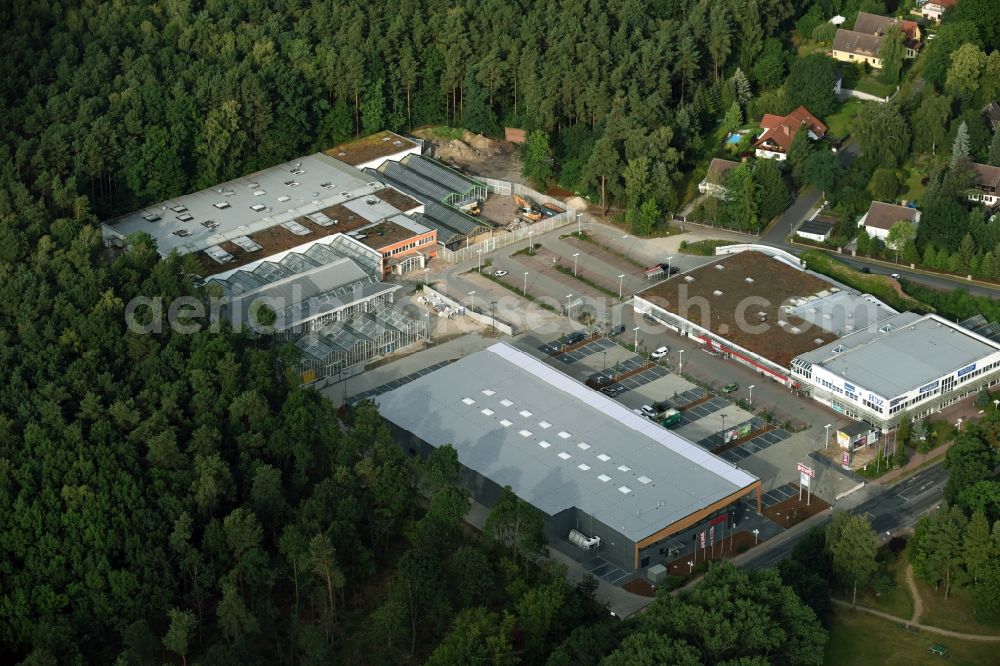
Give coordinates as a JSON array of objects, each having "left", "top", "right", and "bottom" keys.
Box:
[
  {"left": 698, "top": 158, "right": 741, "bottom": 197},
  {"left": 753, "top": 106, "right": 828, "bottom": 161},
  {"left": 832, "top": 12, "right": 922, "bottom": 69},
  {"left": 968, "top": 162, "right": 1000, "bottom": 207},
  {"left": 983, "top": 102, "right": 1000, "bottom": 134},
  {"left": 857, "top": 201, "right": 920, "bottom": 245},
  {"left": 915, "top": 0, "right": 957, "bottom": 23}
]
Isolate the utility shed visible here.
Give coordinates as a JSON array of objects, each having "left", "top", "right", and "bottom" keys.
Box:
[{"left": 376, "top": 343, "right": 761, "bottom": 572}]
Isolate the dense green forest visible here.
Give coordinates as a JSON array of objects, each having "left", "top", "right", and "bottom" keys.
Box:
[{"left": 15, "top": 0, "right": 1000, "bottom": 662}]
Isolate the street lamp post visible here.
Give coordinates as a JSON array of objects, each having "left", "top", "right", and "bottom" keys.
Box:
[
  {"left": 491, "top": 301, "right": 497, "bottom": 333},
  {"left": 752, "top": 529, "right": 760, "bottom": 545},
  {"left": 573, "top": 252, "right": 580, "bottom": 276},
  {"left": 720, "top": 413, "right": 727, "bottom": 444},
  {"left": 523, "top": 271, "right": 529, "bottom": 296},
  {"left": 748, "top": 384, "right": 755, "bottom": 407},
  {"left": 633, "top": 326, "right": 640, "bottom": 352},
  {"left": 528, "top": 230, "right": 533, "bottom": 255},
  {"left": 603, "top": 350, "right": 608, "bottom": 371},
  {"left": 566, "top": 294, "right": 573, "bottom": 320},
  {"left": 477, "top": 248, "right": 482, "bottom": 273},
  {"left": 618, "top": 274, "right": 625, "bottom": 299},
  {"left": 687, "top": 560, "right": 694, "bottom": 574},
  {"left": 576, "top": 212, "right": 582, "bottom": 236},
  {"left": 678, "top": 349, "right": 684, "bottom": 374},
  {"left": 423, "top": 267, "right": 429, "bottom": 286},
  {"left": 666, "top": 255, "right": 673, "bottom": 280},
  {"left": 468, "top": 290, "right": 476, "bottom": 312},
  {"left": 824, "top": 423, "right": 832, "bottom": 450}
]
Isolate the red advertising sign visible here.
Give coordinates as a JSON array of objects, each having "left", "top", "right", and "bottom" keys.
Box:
[
  {"left": 709, "top": 514, "right": 728, "bottom": 527},
  {"left": 796, "top": 463, "right": 815, "bottom": 478},
  {"left": 841, "top": 451, "right": 851, "bottom": 468}
]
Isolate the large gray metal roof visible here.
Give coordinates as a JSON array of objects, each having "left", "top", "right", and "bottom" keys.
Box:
[
  {"left": 103, "top": 153, "right": 380, "bottom": 256},
  {"left": 795, "top": 313, "right": 1000, "bottom": 398},
  {"left": 376, "top": 343, "right": 758, "bottom": 542}
]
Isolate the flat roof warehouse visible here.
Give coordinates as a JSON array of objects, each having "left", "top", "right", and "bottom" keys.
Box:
[
  {"left": 637, "top": 251, "right": 899, "bottom": 366},
  {"left": 376, "top": 343, "right": 759, "bottom": 545}
]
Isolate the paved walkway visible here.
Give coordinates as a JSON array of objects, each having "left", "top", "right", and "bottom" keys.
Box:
[{"left": 830, "top": 599, "right": 1000, "bottom": 642}]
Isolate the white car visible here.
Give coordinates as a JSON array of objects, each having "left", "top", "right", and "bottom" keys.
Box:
[
  {"left": 890, "top": 273, "right": 901, "bottom": 280},
  {"left": 641, "top": 405, "right": 656, "bottom": 418},
  {"left": 651, "top": 346, "right": 670, "bottom": 359},
  {"left": 494, "top": 269, "right": 509, "bottom": 277}
]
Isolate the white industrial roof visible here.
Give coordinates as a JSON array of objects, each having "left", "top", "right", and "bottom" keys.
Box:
[
  {"left": 796, "top": 313, "right": 1000, "bottom": 398},
  {"left": 102, "top": 153, "right": 382, "bottom": 255},
  {"left": 376, "top": 343, "right": 758, "bottom": 542}
]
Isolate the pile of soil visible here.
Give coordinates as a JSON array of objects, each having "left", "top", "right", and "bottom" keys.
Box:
[{"left": 565, "top": 195, "right": 588, "bottom": 211}]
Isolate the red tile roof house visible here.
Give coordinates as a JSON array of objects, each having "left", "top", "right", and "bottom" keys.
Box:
[
  {"left": 857, "top": 201, "right": 920, "bottom": 246},
  {"left": 753, "top": 106, "right": 828, "bottom": 161}
]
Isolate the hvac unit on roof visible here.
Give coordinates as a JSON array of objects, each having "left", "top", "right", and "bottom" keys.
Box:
[
  {"left": 568, "top": 530, "right": 600, "bottom": 550},
  {"left": 745, "top": 277, "right": 754, "bottom": 283},
  {"left": 713, "top": 290, "right": 724, "bottom": 296},
  {"left": 366, "top": 197, "right": 377, "bottom": 205},
  {"left": 715, "top": 264, "right": 725, "bottom": 270}
]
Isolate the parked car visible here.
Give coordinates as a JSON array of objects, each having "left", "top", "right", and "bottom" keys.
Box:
[
  {"left": 609, "top": 324, "right": 626, "bottom": 336},
  {"left": 601, "top": 385, "right": 625, "bottom": 397},
  {"left": 658, "top": 263, "right": 680, "bottom": 276},
  {"left": 890, "top": 273, "right": 901, "bottom": 280},
  {"left": 859, "top": 266, "right": 871, "bottom": 274},
  {"left": 494, "top": 269, "right": 508, "bottom": 277},
  {"left": 722, "top": 383, "right": 739, "bottom": 394},
  {"left": 563, "top": 331, "right": 587, "bottom": 346},
  {"left": 641, "top": 405, "right": 656, "bottom": 418},
  {"left": 651, "top": 346, "right": 670, "bottom": 359}
]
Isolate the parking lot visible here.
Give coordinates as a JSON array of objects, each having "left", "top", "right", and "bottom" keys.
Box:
[
  {"left": 549, "top": 337, "right": 615, "bottom": 363},
  {"left": 674, "top": 395, "right": 728, "bottom": 427}
]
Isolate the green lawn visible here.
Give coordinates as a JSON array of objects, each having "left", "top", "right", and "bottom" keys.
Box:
[
  {"left": 899, "top": 166, "right": 927, "bottom": 204},
  {"left": 825, "top": 607, "right": 999, "bottom": 666},
  {"left": 853, "top": 75, "right": 896, "bottom": 99},
  {"left": 825, "top": 98, "right": 861, "bottom": 139},
  {"left": 914, "top": 579, "right": 1000, "bottom": 637}
]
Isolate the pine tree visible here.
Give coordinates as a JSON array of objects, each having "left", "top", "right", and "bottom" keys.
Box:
[
  {"left": 723, "top": 102, "right": 743, "bottom": 134},
  {"left": 731, "top": 68, "right": 752, "bottom": 106},
  {"left": 951, "top": 121, "right": 970, "bottom": 167},
  {"left": 964, "top": 512, "right": 992, "bottom": 584}
]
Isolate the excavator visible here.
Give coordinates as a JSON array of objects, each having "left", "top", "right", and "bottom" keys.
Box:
[{"left": 514, "top": 194, "right": 543, "bottom": 221}]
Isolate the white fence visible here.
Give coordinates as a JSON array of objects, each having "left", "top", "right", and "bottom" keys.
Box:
[
  {"left": 422, "top": 284, "right": 516, "bottom": 335},
  {"left": 438, "top": 179, "right": 585, "bottom": 264}
]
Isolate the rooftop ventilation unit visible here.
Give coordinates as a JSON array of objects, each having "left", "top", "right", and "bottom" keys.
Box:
[
  {"left": 290, "top": 167, "right": 305, "bottom": 176},
  {"left": 814, "top": 338, "right": 825, "bottom": 344},
  {"left": 713, "top": 290, "right": 724, "bottom": 296},
  {"left": 879, "top": 323, "right": 895, "bottom": 333},
  {"left": 176, "top": 213, "right": 194, "bottom": 222},
  {"left": 250, "top": 204, "right": 267, "bottom": 212},
  {"left": 248, "top": 182, "right": 259, "bottom": 188},
  {"left": 745, "top": 277, "right": 754, "bottom": 283},
  {"left": 142, "top": 213, "right": 161, "bottom": 222},
  {"left": 213, "top": 201, "right": 231, "bottom": 209},
  {"left": 715, "top": 264, "right": 725, "bottom": 270},
  {"left": 170, "top": 205, "right": 188, "bottom": 213},
  {"left": 253, "top": 190, "right": 266, "bottom": 196},
  {"left": 366, "top": 197, "right": 378, "bottom": 205},
  {"left": 685, "top": 275, "right": 695, "bottom": 282},
  {"left": 320, "top": 182, "right": 334, "bottom": 189},
  {"left": 276, "top": 195, "right": 291, "bottom": 203},
  {"left": 568, "top": 530, "right": 600, "bottom": 550},
  {"left": 790, "top": 326, "right": 801, "bottom": 334}
]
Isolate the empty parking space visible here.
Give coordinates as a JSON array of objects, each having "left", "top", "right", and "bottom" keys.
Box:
[
  {"left": 540, "top": 337, "right": 615, "bottom": 363},
  {"left": 758, "top": 484, "right": 798, "bottom": 510},
  {"left": 583, "top": 556, "right": 630, "bottom": 585},
  {"left": 676, "top": 396, "right": 728, "bottom": 426},
  {"left": 720, "top": 427, "right": 793, "bottom": 462},
  {"left": 348, "top": 360, "right": 454, "bottom": 403}
]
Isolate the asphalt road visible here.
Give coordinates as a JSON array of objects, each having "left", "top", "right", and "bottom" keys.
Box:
[
  {"left": 738, "top": 463, "right": 947, "bottom": 571},
  {"left": 759, "top": 140, "right": 1000, "bottom": 300}
]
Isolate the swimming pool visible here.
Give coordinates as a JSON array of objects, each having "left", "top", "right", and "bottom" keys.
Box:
[{"left": 725, "top": 133, "right": 742, "bottom": 144}]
